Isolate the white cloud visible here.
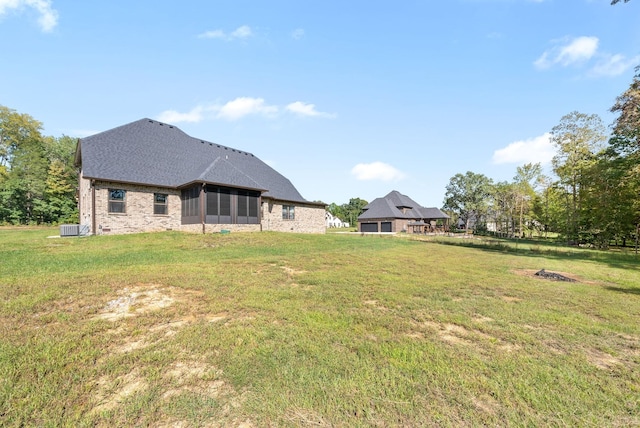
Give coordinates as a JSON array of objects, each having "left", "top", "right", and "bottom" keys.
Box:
[
  {"left": 216, "top": 97, "right": 278, "bottom": 121},
  {"left": 198, "top": 25, "right": 253, "bottom": 41},
  {"left": 157, "top": 106, "right": 205, "bottom": 123},
  {"left": 351, "top": 162, "right": 407, "bottom": 182},
  {"left": 286, "top": 101, "right": 336, "bottom": 118},
  {"left": 534, "top": 36, "right": 599, "bottom": 70},
  {"left": 492, "top": 133, "right": 555, "bottom": 165},
  {"left": 589, "top": 53, "right": 640, "bottom": 77},
  {"left": 0, "top": 0, "right": 58, "bottom": 32},
  {"left": 291, "top": 28, "right": 305, "bottom": 40},
  {"left": 157, "top": 98, "right": 336, "bottom": 124},
  {"left": 230, "top": 25, "right": 252, "bottom": 39}
]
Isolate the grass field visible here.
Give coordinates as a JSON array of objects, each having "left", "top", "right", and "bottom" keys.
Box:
[{"left": 1, "top": 227, "right": 639, "bottom": 427}]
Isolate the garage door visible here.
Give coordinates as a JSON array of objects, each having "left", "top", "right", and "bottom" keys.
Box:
[
  {"left": 360, "top": 223, "right": 378, "bottom": 232},
  {"left": 381, "top": 222, "right": 392, "bottom": 232}
]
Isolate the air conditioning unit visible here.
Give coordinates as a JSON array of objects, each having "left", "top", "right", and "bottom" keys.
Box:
[{"left": 60, "top": 224, "right": 80, "bottom": 237}]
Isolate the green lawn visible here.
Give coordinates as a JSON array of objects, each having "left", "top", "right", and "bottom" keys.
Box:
[{"left": 1, "top": 227, "right": 639, "bottom": 427}]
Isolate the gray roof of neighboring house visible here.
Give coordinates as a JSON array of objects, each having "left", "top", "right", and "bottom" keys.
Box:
[
  {"left": 358, "top": 190, "right": 449, "bottom": 221},
  {"left": 76, "top": 118, "right": 312, "bottom": 203}
]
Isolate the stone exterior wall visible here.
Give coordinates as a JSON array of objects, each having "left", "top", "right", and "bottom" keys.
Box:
[
  {"left": 80, "top": 179, "right": 325, "bottom": 235},
  {"left": 93, "top": 181, "right": 182, "bottom": 235},
  {"left": 261, "top": 199, "right": 326, "bottom": 234},
  {"left": 78, "top": 172, "right": 93, "bottom": 233}
]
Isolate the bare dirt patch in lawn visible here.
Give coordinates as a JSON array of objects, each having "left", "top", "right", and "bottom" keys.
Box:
[
  {"left": 472, "top": 395, "right": 500, "bottom": 416},
  {"left": 364, "top": 299, "right": 390, "bottom": 312},
  {"left": 408, "top": 320, "right": 519, "bottom": 352},
  {"left": 92, "top": 369, "right": 147, "bottom": 414},
  {"left": 162, "top": 360, "right": 231, "bottom": 400},
  {"left": 93, "top": 284, "right": 198, "bottom": 321},
  {"left": 89, "top": 284, "right": 251, "bottom": 425},
  {"left": 585, "top": 348, "right": 623, "bottom": 370},
  {"left": 281, "top": 266, "right": 307, "bottom": 277}
]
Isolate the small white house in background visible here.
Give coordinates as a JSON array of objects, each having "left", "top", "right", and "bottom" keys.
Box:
[{"left": 326, "top": 211, "right": 349, "bottom": 228}]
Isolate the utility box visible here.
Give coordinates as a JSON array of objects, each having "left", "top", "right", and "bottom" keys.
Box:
[{"left": 60, "top": 224, "right": 80, "bottom": 237}]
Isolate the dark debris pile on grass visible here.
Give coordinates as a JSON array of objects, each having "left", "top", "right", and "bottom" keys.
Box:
[{"left": 535, "top": 269, "right": 576, "bottom": 282}]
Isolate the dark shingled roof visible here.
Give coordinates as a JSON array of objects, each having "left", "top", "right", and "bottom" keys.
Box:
[
  {"left": 77, "top": 118, "right": 311, "bottom": 203},
  {"left": 358, "top": 190, "right": 449, "bottom": 221}
]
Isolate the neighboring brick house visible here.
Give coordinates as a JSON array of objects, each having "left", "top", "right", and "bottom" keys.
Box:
[
  {"left": 75, "top": 118, "right": 325, "bottom": 235},
  {"left": 357, "top": 190, "right": 449, "bottom": 233}
]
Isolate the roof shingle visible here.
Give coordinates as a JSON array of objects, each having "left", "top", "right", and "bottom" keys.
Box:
[
  {"left": 358, "top": 190, "right": 449, "bottom": 221},
  {"left": 78, "top": 118, "right": 310, "bottom": 203}
]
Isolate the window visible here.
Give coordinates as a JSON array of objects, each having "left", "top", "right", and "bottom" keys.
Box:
[
  {"left": 205, "top": 186, "right": 259, "bottom": 224},
  {"left": 282, "top": 205, "right": 295, "bottom": 220},
  {"left": 108, "top": 189, "right": 126, "bottom": 213},
  {"left": 154, "top": 193, "right": 168, "bottom": 215},
  {"left": 236, "top": 190, "right": 260, "bottom": 224},
  {"left": 181, "top": 186, "right": 200, "bottom": 224}
]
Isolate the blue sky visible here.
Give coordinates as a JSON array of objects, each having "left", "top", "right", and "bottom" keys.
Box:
[{"left": 2, "top": 0, "right": 639, "bottom": 208}]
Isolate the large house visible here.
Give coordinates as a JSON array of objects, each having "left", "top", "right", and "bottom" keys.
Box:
[
  {"left": 357, "top": 190, "right": 449, "bottom": 233},
  {"left": 74, "top": 118, "right": 326, "bottom": 235}
]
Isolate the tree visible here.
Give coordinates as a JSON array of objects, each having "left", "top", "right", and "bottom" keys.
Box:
[
  {"left": 443, "top": 171, "right": 493, "bottom": 232},
  {"left": 608, "top": 66, "right": 640, "bottom": 251},
  {"left": 550, "top": 111, "right": 607, "bottom": 244},
  {"left": 0, "top": 106, "right": 48, "bottom": 224},
  {"left": 611, "top": 0, "right": 631, "bottom": 4},
  {"left": 581, "top": 149, "right": 638, "bottom": 249},
  {"left": 3, "top": 137, "right": 49, "bottom": 223},
  {"left": 0, "top": 105, "right": 43, "bottom": 169},
  {"left": 327, "top": 202, "right": 346, "bottom": 223},
  {"left": 488, "top": 181, "right": 518, "bottom": 237},
  {"left": 532, "top": 175, "right": 564, "bottom": 239},
  {"left": 513, "top": 163, "right": 542, "bottom": 237},
  {"left": 341, "top": 198, "right": 368, "bottom": 228},
  {"left": 0, "top": 106, "right": 79, "bottom": 225},
  {"left": 609, "top": 66, "right": 640, "bottom": 157}
]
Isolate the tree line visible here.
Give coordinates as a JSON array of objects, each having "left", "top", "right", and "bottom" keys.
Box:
[
  {"left": 0, "top": 106, "right": 78, "bottom": 225},
  {"left": 442, "top": 67, "right": 640, "bottom": 250},
  {"left": 326, "top": 198, "right": 368, "bottom": 228}
]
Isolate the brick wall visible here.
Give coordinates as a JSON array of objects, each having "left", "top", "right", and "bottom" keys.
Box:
[
  {"left": 261, "top": 199, "right": 326, "bottom": 233},
  {"left": 93, "top": 181, "right": 182, "bottom": 235},
  {"left": 82, "top": 179, "right": 326, "bottom": 235},
  {"left": 78, "top": 172, "right": 93, "bottom": 233}
]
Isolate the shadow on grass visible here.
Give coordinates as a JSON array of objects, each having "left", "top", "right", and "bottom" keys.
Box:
[
  {"left": 423, "top": 237, "right": 640, "bottom": 271},
  {"left": 604, "top": 286, "right": 640, "bottom": 295}
]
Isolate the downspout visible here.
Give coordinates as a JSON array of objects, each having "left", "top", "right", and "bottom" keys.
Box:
[
  {"left": 200, "top": 183, "right": 206, "bottom": 234},
  {"left": 91, "top": 179, "right": 96, "bottom": 235}
]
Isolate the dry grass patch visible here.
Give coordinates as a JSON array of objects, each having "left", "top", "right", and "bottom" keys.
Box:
[
  {"left": 93, "top": 283, "right": 192, "bottom": 321},
  {"left": 92, "top": 369, "right": 147, "bottom": 414},
  {"left": 586, "top": 348, "right": 623, "bottom": 370},
  {"left": 408, "top": 319, "right": 519, "bottom": 352},
  {"left": 86, "top": 283, "right": 252, "bottom": 426}
]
